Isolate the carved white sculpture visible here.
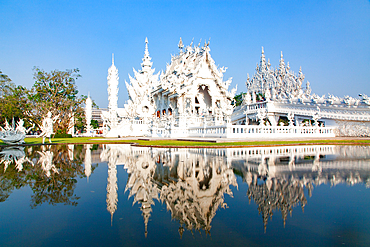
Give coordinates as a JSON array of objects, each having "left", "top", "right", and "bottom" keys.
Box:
[
  {"left": 39, "top": 112, "right": 58, "bottom": 144},
  {"left": 0, "top": 119, "right": 33, "bottom": 144}
]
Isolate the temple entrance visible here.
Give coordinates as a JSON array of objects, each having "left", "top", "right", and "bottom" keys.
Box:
[{"left": 195, "top": 85, "right": 212, "bottom": 115}]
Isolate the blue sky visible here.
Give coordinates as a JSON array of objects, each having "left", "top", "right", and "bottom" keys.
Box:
[{"left": 1, "top": 0, "right": 369, "bottom": 108}]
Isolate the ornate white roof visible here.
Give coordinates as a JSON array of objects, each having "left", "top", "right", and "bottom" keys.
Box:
[{"left": 156, "top": 39, "right": 236, "bottom": 101}]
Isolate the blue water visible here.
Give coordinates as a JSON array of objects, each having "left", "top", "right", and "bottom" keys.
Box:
[{"left": 0, "top": 144, "right": 369, "bottom": 246}]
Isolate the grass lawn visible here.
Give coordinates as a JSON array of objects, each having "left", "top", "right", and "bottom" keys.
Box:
[{"left": 0, "top": 137, "right": 369, "bottom": 148}]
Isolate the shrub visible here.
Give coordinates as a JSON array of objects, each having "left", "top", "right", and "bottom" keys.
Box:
[{"left": 53, "top": 133, "right": 73, "bottom": 138}]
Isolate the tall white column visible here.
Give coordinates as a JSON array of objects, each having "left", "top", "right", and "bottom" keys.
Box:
[
  {"left": 107, "top": 54, "right": 119, "bottom": 127},
  {"left": 85, "top": 95, "right": 92, "bottom": 135}
]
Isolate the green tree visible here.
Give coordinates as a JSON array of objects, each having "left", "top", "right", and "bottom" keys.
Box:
[
  {"left": 91, "top": 119, "right": 99, "bottom": 129},
  {"left": 29, "top": 67, "right": 86, "bottom": 134},
  {"left": 0, "top": 71, "right": 32, "bottom": 125},
  {"left": 234, "top": 92, "right": 245, "bottom": 107}
]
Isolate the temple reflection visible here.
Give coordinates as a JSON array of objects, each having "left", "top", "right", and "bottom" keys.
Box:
[
  {"left": 99, "top": 144, "right": 370, "bottom": 236},
  {"left": 1, "top": 144, "right": 370, "bottom": 236}
]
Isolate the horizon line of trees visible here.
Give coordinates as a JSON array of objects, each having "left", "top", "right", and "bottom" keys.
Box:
[{"left": 0, "top": 67, "right": 97, "bottom": 134}]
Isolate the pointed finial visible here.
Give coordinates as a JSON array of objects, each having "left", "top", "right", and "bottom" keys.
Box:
[
  {"left": 178, "top": 37, "right": 184, "bottom": 50},
  {"left": 190, "top": 38, "right": 194, "bottom": 47},
  {"left": 261, "top": 46, "right": 264, "bottom": 54},
  {"left": 144, "top": 37, "right": 149, "bottom": 57},
  {"left": 112, "top": 53, "right": 114, "bottom": 65},
  {"left": 197, "top": 38, "right": 202, "bottom": 47},
  {"left": 280, "top": 51, "right": 283, "bottom": 59}
]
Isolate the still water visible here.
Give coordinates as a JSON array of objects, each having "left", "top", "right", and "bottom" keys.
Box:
[{"left": 0, "top": 144, "right": 370, "bottom": 246}]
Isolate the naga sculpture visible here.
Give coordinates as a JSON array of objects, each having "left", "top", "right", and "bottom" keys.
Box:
[{"left": 0, "top": 119, "right": 34, "bottom": 145}]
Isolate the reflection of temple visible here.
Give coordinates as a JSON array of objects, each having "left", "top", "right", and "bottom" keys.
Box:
[
  {"left": 2, "top": 144, "right": 370, "bottom": 234},
  {"left": 98, "top": 144, "right": 370, "bottom": 235},
  {"left": 100, "top": 144, "right": 126, "bottom": 224},
  {"left": 230, "top": 145, "right": 370, "bottom": 230},
  {"left": 155, "top": 148, "right": 237, "bottom": 236},
  {"left": 100, "top": 144, "right": 237, "bottom": 237},
  {"left": 247, "top": 176, "right": 308, "bottom": 232}
]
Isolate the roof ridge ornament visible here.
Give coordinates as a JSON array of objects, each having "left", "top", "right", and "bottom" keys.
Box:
[{"left": 178, "top": 37, "right": 184, "bottom": 50}]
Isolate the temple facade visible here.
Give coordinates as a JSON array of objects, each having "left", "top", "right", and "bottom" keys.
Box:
[{"left": 98, "top": 39, "right": 370, "bottom": 138}]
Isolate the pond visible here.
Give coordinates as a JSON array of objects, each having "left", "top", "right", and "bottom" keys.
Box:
[{"left": 0, "top": 144, "right": 370, "bottom": 246}]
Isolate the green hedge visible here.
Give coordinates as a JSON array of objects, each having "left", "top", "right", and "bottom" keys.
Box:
[{"left": 53, "top": 133, "right": 73, "bottom": 138}]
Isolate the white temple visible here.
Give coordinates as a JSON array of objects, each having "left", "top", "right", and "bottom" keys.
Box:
[{"left": 97, "top": 39, "right": 370, "bottom": 138}]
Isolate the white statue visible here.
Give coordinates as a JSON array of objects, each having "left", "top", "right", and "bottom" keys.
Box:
[
  {"left": 287, "top": 112, "right": 295, "bottom": 126},
  {"left": 257, "top": 109, "right": 267, "bottom": 126},
  {"left": 39, "top": 112, "right": 58, "bottom": 144},
  {"left": 16, "top": 119, "right": 34, "bottom": 134}
]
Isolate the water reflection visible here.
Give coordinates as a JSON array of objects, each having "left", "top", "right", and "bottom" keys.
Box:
[
  {"left": 0, "top": 144, "right": 94, "bottom": 207},
  {"left": 97, "top": 144, "right": 370, "bottom": 236},
  {"left": 1, "top": 143, "right": 370, "bottom": 236}
]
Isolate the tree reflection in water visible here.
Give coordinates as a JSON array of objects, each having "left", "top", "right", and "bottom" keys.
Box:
[{"left": 0, "top": 144, "right": 98, "bottom": 208}]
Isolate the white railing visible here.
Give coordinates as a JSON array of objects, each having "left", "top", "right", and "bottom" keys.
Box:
[
  {"left": 187, "top": 125, "right": 336, "bottom": 138},
  {"left": 151, "top": 124, "right": 335, "bottom": 138}
]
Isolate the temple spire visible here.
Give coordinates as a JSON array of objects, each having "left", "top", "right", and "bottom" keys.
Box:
[
  {"left": 144, "top": 37, "right": 149, "bottom": 56},
  {"left": 107, "top": 54, "right": 119, "bottom": 127},
  {"left": 278, "top": 51, "right": 285, "bottom": 75},
  {"left": 260, "top": 47, "right": 266, "bottom": 71},
  {"left": 141, "top": 37, "right": 153, "bottom": 71}
]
